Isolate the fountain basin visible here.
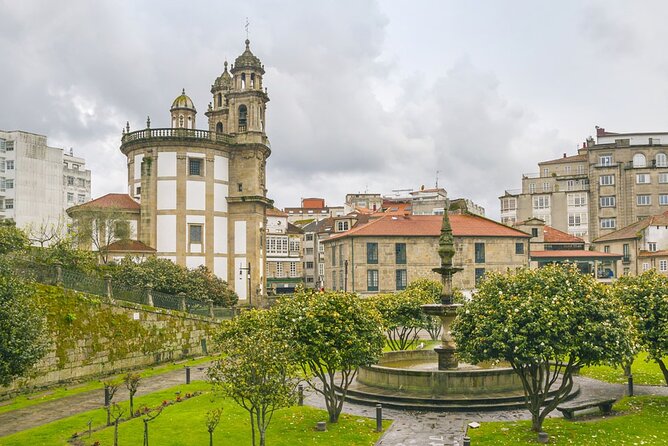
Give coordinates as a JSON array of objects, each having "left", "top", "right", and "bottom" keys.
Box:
[{"left": 358, "top": 350, "right": 524, "bottom": 395}]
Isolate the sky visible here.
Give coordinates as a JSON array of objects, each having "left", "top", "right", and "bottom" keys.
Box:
[{"left": 2, "top": 0, "right": 668, "bottom": 220}]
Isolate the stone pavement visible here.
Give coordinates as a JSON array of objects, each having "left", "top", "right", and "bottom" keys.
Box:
[
  {"left": 0, "top": 364, "right": 209, "bottom": 438},
  {"left": 303, "top": 375, "right": 668, "bottom": 446}
]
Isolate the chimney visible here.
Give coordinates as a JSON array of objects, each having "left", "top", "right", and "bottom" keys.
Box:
[
  {"left": 596, "top": 127, "right": 606, "bottom": 137},
  {"left": 563, "top": 153, "right": 567, "bottom": 158}
]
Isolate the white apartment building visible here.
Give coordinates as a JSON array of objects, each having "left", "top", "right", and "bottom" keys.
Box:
[{"left": 0, "top": 130, "right": 91, "bottom": 233}]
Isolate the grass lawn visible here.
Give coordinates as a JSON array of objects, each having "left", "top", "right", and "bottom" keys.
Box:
[
  {"left": 0, "top": 382, "right": 389, "bottom": 446},
  {"left": 0, "top": 356, "right": 213, "bottom": 415},
  {"left": 579, "top": 352, "right": 667, "bottom": 386},
  {"left": 468, "top": 396, "right": 668, "bottom": 445}
]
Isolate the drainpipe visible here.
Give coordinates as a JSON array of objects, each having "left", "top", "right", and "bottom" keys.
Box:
[{"left": 351, "top": 237, "right": 355, "bottom": 292}]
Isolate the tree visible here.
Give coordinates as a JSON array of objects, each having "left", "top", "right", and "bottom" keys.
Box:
[
  {"left": 103, "top": 379, "right": 121, "bottom": 426},
  {"left": 274, "top": 289, "right": 384, "bottom": 423},
  {"left": 209, "top": 309, "right": 297, "bottom": 446},
  {"left": 32, "top": 238, "right": 99, "bottom": 274},
  {"left": 124, "top": 372, "right": 142, "bottom": 417},
  {"left": 205, "top": 407, "right": 223, "bottom": 446},
  {"left": 73, "top": 207, "right": 132, "bottom": 264},
  {"left": 0, "top": 259, "right": 47, "bottom": 386},
  {"left": 370, "top": 291, "right": 428, "bottom": 351},
  {"left": 613, "top": 270, "right": 668, "bottom": 385},
  {"left": 452, "top": 264, "right": 633, "bottom": 434},
  {"left": 0, "top": 220, "right": 29, "bottom": 255},
  {"left": 25, "top": 216, "right": 67, "bottom": 248}
]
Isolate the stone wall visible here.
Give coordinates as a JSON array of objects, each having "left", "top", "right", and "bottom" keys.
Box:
[{"left": 1, "top": 284, "right": 221, "bottom": 396}]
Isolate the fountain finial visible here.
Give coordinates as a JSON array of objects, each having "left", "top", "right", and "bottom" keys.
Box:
[{"left": 437, "top": 199, "right": 455, "bottom": 268}]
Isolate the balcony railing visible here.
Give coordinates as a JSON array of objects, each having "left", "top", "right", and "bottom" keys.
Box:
[{"left": 122, "top": 128, "right": 236, "bottom": 145}]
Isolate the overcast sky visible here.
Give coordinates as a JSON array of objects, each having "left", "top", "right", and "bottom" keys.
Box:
[{"left": 2, "top": 0, "right": 668, "bottom": 220}]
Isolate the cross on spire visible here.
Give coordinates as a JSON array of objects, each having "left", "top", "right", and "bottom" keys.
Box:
[{"left": 245, "top": 17, "right": 250, "bottom": 39}]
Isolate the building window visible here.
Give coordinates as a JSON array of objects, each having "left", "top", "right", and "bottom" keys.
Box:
[
  {"left": 637, "top": 195, "right": 651, "bottom": 206},
  {"left": 599, "top": 155, "right": 613, "bottom": 166},
  {"left": 305, "top": 234, "right": 314, "bottom": 241},
  {"left": 543, "top": 168, "right": 549, "bottom": 177},
  {"left": 331, "top": 245, "right": 336, "bottom": 266},
  {"left": 189, "top": 224, "right": 203, "bottom": 244},
  {"left": 367, "top": 243, "right": 378, "bottom": 264},
  {"left": 67, "top": 176, "right": 74, "bottom": 186},
  {"left": 475, "top": 243, "right": 485, "bottom": 263},
  {"left": 66, "top": 193, "right": 74, "bottom": 204},
  {"left": 636, "top": 173, "right": 650, "bottom": 184},
  {"left": 660, "top": 260, "right": 668, "bottom": 272},
  {"left": 77, "top": 194, "right": 85, "bottom": 203},
  {"left": 276, "top": 262, "right": 284, "bottom": 278},
  {"left": 656, "top": 153, "right": 667, "bottom": 167},
  {"left": 305, "top": 261, "right": 314, "bottom": 269},
  {"left": 305, "top": 247, "right": 314, "bottom": 255},
  {"left": 642, "top": 262, "right": 650, "bottom": 272},
  {"left": 395, "top": 243, "right": 406, "bottom": 264},
  {"left": 336, "top": 220, "right": 349, "bottom": 231},
  {"left": 633, "top": 153, "right": 647, "bottom": 168},
  {"left": 289, "top": 239, "right": 300, "bottom": 253},
  {"left": 543, "top": 182, "right": 550, "bottom": 192},
  {"left": 339, "top": 245, "right": 343, "bottom": 267},
  {"left": 332, "top": 271, "right": 336, "bottom": 290},
  {"left": 501, "top": 197, "right": 517, "bottom": 212},
  {"left": 532, "top": 195, "right": 550, "bottom": 210},
  {"left": 396, "top": 269, "right": 407, "bottom": 291},
  {"left": 318, "top": 242, "right": 324, "bottom": 253},
  {"left": 5, "top": 160, "right": 13, "bottom": 170},
  {"left": 339, "top": 271, "right": 344, "bottom": 290},
  {"left": 660, "top": 194, "right": 668, "bottom": 206},
  {"left": 565, "top": 165, "right": 571, "bottom": 174},
  {"left": 367, "top": 269, "right": 379, "bottom": 292},
  {"left": 600, "top": 196, "right": 616, "bottom": 207},
  {"left": 515, "top": 243, "right": 524, "bottom": 254},
  {"left": 568, "top": 213, "right": 586, "bottom": 227},
  {"left": 529, "top": 183, "right": 536, "bottom": 194},
  {"left": 604, "top": 245, "right": 610, "bottom": 253},
  {"left": 5, "top": 179, "right": 14, "bottom": 189},
  {"left": 5, "top": 141, "right": 14, "bottom": 151},
  {"left": 531, "top": 228, "right": 539, "bottom": 237},
  {"left": 567, "top": 193, "right": 587, "bottom": 207},
  {"left": 649, "top": 242, "right": 657, "bottom": 252},
  {"left": 5, "top": 199, "right": 13, "bottom": 209},
  {"left": 475, "top": 268, "right": 485, "bottom": 286},
  {"left": 188, "top": 158, "right": 202, "bottom": 176},
  {"left": 290, "top": 262, "right": 297, "bottom": 278},
  {"left": 660, "top": 173, "right": 668, "bottom": 184},
  {"left": 78, "top": 178, "right": 86, "bottom": 187},
  {"left": 135, "top": 186, "right": 141, "bottom": 196},
  {"left": 238, "top": 104, "right": 248, "bottom": 131},
  {"left": 600, "top": 218, "right": 616, "bottom": 229},
  {"left": 599, "top": 175, "right": 615, "bottom": 186}
]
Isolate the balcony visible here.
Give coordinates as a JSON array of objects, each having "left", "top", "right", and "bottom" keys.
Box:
[{"left": 622, "top": 254, "right": 631, "bottom": 264}]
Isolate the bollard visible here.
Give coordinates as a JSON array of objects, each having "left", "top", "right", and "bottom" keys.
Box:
[
  {"left": 538, "top": 432, "right": 549, "bottom": 444},
  {"left": 178, "top": 292, "right": 187, "bottom": 312},
  {"left": 104, "top": 387, "right": 110, "bottom": 406},
  {"left": 104, "top": 274, "right": 113, "bottom": 299},
  {"left": 375, "top": 404, "right": 383, "bottom": 432},
  {"left": 298, "top": 385, "right": 304, "bottom": 406},
  {"left": 463, "top": 436, "right": 471, "bottom": 446},
  {"left": 56, "top": 264, "right": 63, "bottom": 286},
  {"left": 628, "top": 373, "right": 634, "bottom": 397},
  {"left": 207, "top": 299, "right": 215, "bottom": 318},
  {"left": 315, "top": 421, "right": 327, "bottom": 432},
  {"left": 185, "top": 366, "right": 191, "bottom": 385}
]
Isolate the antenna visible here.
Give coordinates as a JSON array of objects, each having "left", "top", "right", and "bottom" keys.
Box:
[
  {"left": 435, "top": 170, "right": 440, "bottom": 188},
  {"left": 245, "top": 17, "right": 250, "bottom": 39}
]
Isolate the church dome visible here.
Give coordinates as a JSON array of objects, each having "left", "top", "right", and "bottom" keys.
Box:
[
  {"left": 232, "top": 39, "right": 264, "bottom": 74},
  {"left": 171, "top": 89, "right": 196, "bottom": 111}
]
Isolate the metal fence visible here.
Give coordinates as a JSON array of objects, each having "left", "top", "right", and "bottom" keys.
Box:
[{"left": 13, "top": 260, "right": 234, "bottom": 320}]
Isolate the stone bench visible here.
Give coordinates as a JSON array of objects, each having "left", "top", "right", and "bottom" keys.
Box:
[{"left": 557, "top": 398, "right": 616, "bottom": 420}]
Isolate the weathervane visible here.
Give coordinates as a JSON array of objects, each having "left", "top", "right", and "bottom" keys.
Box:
[{"left": 245, "top": 17, "right": 250, "bottom": 39}]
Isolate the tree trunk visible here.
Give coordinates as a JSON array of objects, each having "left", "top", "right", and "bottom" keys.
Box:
[
  {"left": 129, "top": 394, "right": 134, "bottom": 417},
  {"left": 657, "top": 358, "right": 668, "bottom": 385},
  {"left": 259, "top": 428, "right": 266, "bottom": 446},
  {"left": 209, "top": 431, "right": 213, "bottom": 446},
  {"left": 250, "top": 410, "right": 256, "bottom": 446},
  {"left": 143, "top": 420, "right": 149, "bottom": 446},
  {"left": 114, "top": 421, "right": 119, "bottom": 446}
]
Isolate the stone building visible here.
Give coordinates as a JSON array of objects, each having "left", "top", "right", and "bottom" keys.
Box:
[
  {"left": 284, "top": 197, "right": 344, "bottom": 225},
  {"left": 501, "top": 127, "right": 668, "bottom": 243},
  {"left": 0, "top": 130, "right": 91, "bottom": 233},
  {"left": 72, "top": 39, "right": 271, "bottom": 302},
  {"left": 323, "top": 213, "right": 530, "bottom": 294}
]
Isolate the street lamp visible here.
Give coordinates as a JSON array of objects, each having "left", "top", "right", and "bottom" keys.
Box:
[
  {"left": 239, "top": 262, "right": 252, "bottom": 307},
  {"left": 344, "top": 259, "right": 349, "bottom": 292}
]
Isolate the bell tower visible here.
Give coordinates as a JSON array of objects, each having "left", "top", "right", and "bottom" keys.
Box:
[
  {"left": 206, "top": 61, "right": 233, "bottom": 134},
  {"left": 227, "top": 39, "right": 270, "bottom": 138}
]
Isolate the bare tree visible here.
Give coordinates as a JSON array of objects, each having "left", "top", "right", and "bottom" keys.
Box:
[
  {"left": 73, "top": 207, "right": 133, "bottom": 264},
  {"left": 25, "top": 216, "right": 67, "bottom": 247},
  {"left": 124, "top": 372, "right": 142, "bottom": 417}
]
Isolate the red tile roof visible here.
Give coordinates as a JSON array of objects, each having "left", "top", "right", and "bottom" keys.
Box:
[
  {"left": 266, "top": 207, "right": 288, "bottom": 217},
  {"left": 530, "top": 250, "right": 621, "bottom": 259},
  {"left": 638, "top": 250, "right": 668, "bottom": 258},
  {"left": 68, "top": 193, "right": 140, "bottom": 213},
  {"left": 326, "top": 214, "right": 530, "bottom": 240},
  {"left": 106, "top": 239, "right": 156, "bottom": 252},
  {"left": 539, "top": 154, "right": 587, "bottom": 165},
  {"left": 543, "top": 226, "right": 584, "bottom": 244},
  {"left": 593, "top": 211, "right": 668, "bottom": 242}
]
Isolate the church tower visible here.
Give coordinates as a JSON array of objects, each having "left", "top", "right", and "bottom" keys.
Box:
[{"left": 171, "top": 89, "right": 197, "bottom": 129}]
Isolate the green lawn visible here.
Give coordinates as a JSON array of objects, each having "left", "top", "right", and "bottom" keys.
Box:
[
  {"left": 0, "top": 382, "right": 388, "bottom": 446},
  {"left": 579, "top": 352, "right": 667, "bottom": 386},
  {"left": 0, "top": 356, "right": 214, "bottom": 416},
  {"left": 468, "top": 396, "right": 668, "bottom": 445}
]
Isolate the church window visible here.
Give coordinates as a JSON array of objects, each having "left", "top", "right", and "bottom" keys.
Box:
[
  {"left": 238, "top": 105, "right": 247, "bottom": 131},
  {"left": 188, "top": 158, "right": 202, "bottom": 176},
  {"left": 217, "top": 93, "right": 222, "bottom": 108},
  {"left": 241, "top": 73, "right": 246, "bottom": 89},
  {"left": 187, "top": 116, "right": 192, "bottom": 129},
  {"left": 189, "top": 224, "right": 203, "bottom": 244},
  {"left": 179, "top": 115, "right": 184, "bottom": 128},
  {"left": 216, "top": 122, "right": 223, "bottom": 133},
  {"left": 250, "top": 73, "right": 255, "bottom": 88}
]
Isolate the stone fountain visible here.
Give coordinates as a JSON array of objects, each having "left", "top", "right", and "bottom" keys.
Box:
[{"left": 341, "top": 202, "right": 579, "bottom": 411}]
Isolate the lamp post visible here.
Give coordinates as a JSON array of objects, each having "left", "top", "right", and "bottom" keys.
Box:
[
  {"left": 239, "top": 262, "right": 252, "bottom": 307},
  {"left": 344, "top": 259, "right": 349, "bottom": 292}
]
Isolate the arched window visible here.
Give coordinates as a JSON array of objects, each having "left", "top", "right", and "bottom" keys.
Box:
[
  {"left": 238, "top": 105, "right": 247, "bottom": 131},
  {"left": 241, "top": 74, "right": 246, "bottom": 90},
  {"left": 656, "top": 153, "right": 667, "bottom": 167},
  {"left": 633, "top": 153, "right": 646, "bottom": 168},
  {"left": 250, "top": 73, "right": 255, "bottom": 88},
  {"left": 216, "top": 122, "right": 223, "bottom": 133},
  {"left": 187, "top": 116, "right": 192, "bottom": 129},
  {"left": 179, "top": 115, "right": 184, "bottom": 128},
  {"left": 217, "top": 93, "right": 222, "bottom": 108},
  {"left": 172, "top": 117, "right": 176, "bottom": 128}
]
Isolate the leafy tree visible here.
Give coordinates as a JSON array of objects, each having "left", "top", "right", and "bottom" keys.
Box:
[
  {"left": 0, "top": 259, "right": 47, "bottom": 386},
  {"left": 209, "top": 309, "right": 297, "bottom": 446},
  {"left": 0, "top": 220, "right": 29, "bottom": 255},
  {"left": 370, "top": 291, "right": 428, "bottom": 351},
  {"left": 111, "top": 257, "right": 237, "bottom": 306},
  {"left": 274, "top": 289, "right": 384, "bottom": 423},
  {"left": 453, "top": 264, "right": 633, "bottom": 434},
  {"left": 205, "top": 407, "right": 224, "bottom": 446},
  {"left": 31, "top": 238, "right": 99, "bottom": 274},
  {"left": 405, "top": 278, "right": 444, "bottom": 341},
  {"left": 613, "top": 270, "right": 668, "bottom": 385}
]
